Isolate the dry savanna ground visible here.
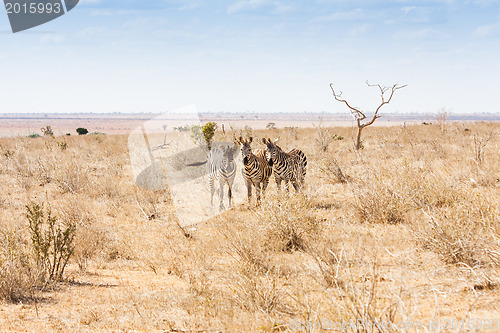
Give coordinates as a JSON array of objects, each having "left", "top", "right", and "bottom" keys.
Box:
[{"left": 0, "top": 122, "right": 499, "bottom": 332}]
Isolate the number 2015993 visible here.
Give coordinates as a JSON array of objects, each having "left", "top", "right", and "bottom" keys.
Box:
[{"left": 5, "top": 2, "right": 62, "bottom": 14}]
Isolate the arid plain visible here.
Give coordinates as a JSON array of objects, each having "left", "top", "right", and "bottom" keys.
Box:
[{"left": 0, "top": 113, "right": 499, "bottom": 332}]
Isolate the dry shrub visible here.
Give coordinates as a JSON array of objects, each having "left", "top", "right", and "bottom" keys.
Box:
[
  {"left": 134, "top": 188, "right": 170, "bottom": 220},
  {"left": 73, "top": 225, "right": 107, "bottom": 271},
  {"left": 11, "top": 147, "right": 36, "bottom": 189},
  {"left": 233, "top": 268, "right": 292, "bottom": 316},
  {"left": 54, "top": 159, "right": 91, "bottom": 194},
  {"left": 57, "top": 199, "right": 107, "bottom": 271},
  {"left": 26, "top": 202, "right": 76, "bottom": 281},
  {"left": 258, "top": 196, "right": 321, "bottom": 252},
  {"left": 0, "top": 226, "right": 45, "bottom": 302},
  {"left": 213, "top": 211, "right": 298, "bottom": 320},
  {"left": 401, "top": 165, "right": 464, "bottom": 209},
  {"left": 314, "top": 122, "right": 343, "bottom": 153},
  {"left": 414, "top": 195, "right": 500, "bottom": 267},
  {"left": 307, "top": 243, "right": 406, "bottom": 332},
  {"left": 352, "top": 163, "right": 466, "bottom": 224},
  {"left": 218, "top": 213, "right": 273, "bottom": 273},
  {"left": 319, "top": 156, "right": 349, "bottom": 184},
  {"left": 352, "top": 175, "right": 410, "bottom": 225},
  {"left": 472, "top": 130, "right": 495, "bottom": 165}
]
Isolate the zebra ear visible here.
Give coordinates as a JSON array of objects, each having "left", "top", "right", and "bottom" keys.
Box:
[
  {"left": 262, "top": 138, "right": 267, "bottom": 144},
  {"left": 249, "top": 137, "right": 253, "bottom": 143},
  {"left": 274, "top": 138, "right": 279, "bottom": 143}
]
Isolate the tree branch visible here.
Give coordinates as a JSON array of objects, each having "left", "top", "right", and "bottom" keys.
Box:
[
  {"left": 330, "top": 81, "right": 407, "bottom": 149},
  {"left": 330, "top": 83, "right": 366, "bottom": 121},
  {"left": 365, "top": 81, "right": 407, "bottom": 127}
]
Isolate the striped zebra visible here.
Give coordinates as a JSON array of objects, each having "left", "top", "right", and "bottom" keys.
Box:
[
  {"left": 235, "top": 136, "right": 273, "bottom": 204},
  {"left": 187, "top": 143, "right": 238, "bottom": 210},
  {"left": 262, "top": 138, "right": 307, "bottom": 192},
  {"left": 207, "top": 144, "right": 238, "bottom": 210}
]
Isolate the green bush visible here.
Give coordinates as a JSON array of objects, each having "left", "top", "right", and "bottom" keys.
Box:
[
  {"left": 76, "top": 128, "right": 89, "bottom": 135},
  {"left": 202, "top": 122, "right": 217, "bottom": 149},
  {"left": 190, "top": 125, "right": 203, "bottom": 146},
  {"left": 26, "top": 202, "right": 76, "bottom": 281}
]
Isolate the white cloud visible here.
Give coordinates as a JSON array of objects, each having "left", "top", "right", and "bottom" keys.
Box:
[
  {"left": 79, "top": 0, "right": 101, "bottom": 3},
  {"left": 76, "top": 26, "right": 106, "bottom": 37},
  {"left": 227, "top": 0, "right": 291, "bottom": 14},
  {"left": 227, "top": 0, "right": 268, "bottom": 14},
  {"left": 401, "top": 6, "right": 417, "bottom": 14},
  {"left": 393, "top": 28, "right": 448, "bottom": 40},
  {"left": 350, "top": 23, "right": 371, "bottom": 35},
  {"left": 475, "top": 21, "right": 500, "bottom": 36},
  {"left": 316, "top": 8, "right": 364, "bottom": 22},
  {"left": 39, "top": 34, "right": 65, "bottom": 44},
  {"left": 472, "top": 0, "right": 500, "bottom": 6}
]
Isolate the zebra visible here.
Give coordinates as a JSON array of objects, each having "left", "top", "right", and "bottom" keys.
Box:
[
  {"left": 262, "top": 137, "right": 307, "bottom": 193},
  {"left": 207, "top": 143, "right": 238, "bottom": 210},
  {"left": 235, "top": 136, "right": 273, "bottom": 204},
  {"left": 187, "top": 143, "right": 238, "bottom": 210}
]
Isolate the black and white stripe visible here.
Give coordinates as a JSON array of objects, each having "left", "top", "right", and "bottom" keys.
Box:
[
  {"left": 262, "top": 138, "right": 307, "bottom": 192},
  {"left": 236, "top": 137, "right": 273, "bottom": 204},
  {"left": 207, "top": 144, "right": 238, "bottom": 209}
]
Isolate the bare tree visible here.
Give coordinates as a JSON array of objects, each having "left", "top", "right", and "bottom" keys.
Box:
[
  {"left": 435, "top": 108, "right": 450, "bottom": 133},
  {"left": 330, "top": 81, "right": 407, "bottom": 150},
  {"left": 473, "top": 130, "right": 495, "bottom": 164},
  {"left": 40, "top": 125, "right": 54, "bottom": 137}
]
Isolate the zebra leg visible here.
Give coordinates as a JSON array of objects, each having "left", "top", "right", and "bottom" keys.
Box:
[
  {"left": 209, "top": 177, "right": 215, "bottom": 206},
  {"left": 255, "top": 180, "right": 261, "bottom": 205},
  {"left": 284, "top": 179, "right": 290, "bottom": 192},
  {"left": 228, "top": 184, "right": 233, "bottom": 209},
  {"left": 246, "top": 179, "right": 252, "bottom": 204},
  {"left": 261, "top": 180, "right": 269, "bottom": 199},
  {"left": 219, "top": 179, "right": 225, "bottom": 210},
  {"left": 276, "top": 178, "right": 282, "bottom": 192}
]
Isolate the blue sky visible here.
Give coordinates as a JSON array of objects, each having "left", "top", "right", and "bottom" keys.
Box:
[{"left": 1, "top": 0, "right": 499, "bottom": 114}]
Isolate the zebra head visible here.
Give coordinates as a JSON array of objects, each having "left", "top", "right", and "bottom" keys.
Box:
[
  {"left": 222, "top": 143, "right": 238, "bottom": 170},
  {"left": 262, "top": 137, "right": 281, "bottom": 166},
  {"left": 235, "top": 136, "right": 253, "bottom": 164}
]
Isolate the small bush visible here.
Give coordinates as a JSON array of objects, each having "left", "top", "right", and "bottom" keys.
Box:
[
  {"left": 41, "top": 125, "right": 54, "bottom": 137},
  {"left": 319, "top": 156, "right": 349, "bottom": 184},
  {"left": 58, "top": 200, "right": 107, "bottom": 271},
  {"left": 266, "top": 122, "right": 276, "bottom": 130},
  {"left": 26, "top": 202, "right": 76, "bottom": 281},
  {"left": 314, "top": 122, "right": 343, "bottom": 152},
  {"left": 54, "top": 160, "right": 91, "bottom": 194},
  {"left": 0, "top": 227, "right": 44, "bottom": 302},
  {"left": 233, "top": 268, "right": 291, "bottom": 316},
  {"left": 259, "top": 197, "right": 320, "bottom": 252},
  {"left": 202, "top": 122, "right": 218, "bottom": 149},
  {"left": 57, "top": 141, "right": 67, "bottom": 151},
  {"left": 353, "top": 179, "right": 409, "bottom": 224},
  {"left": 174, "top": 125, "right": 190, "bottom": 132},
  {"left": 414, "top": 197, "right": 500, "bottom": 267},
  {"left": 76, "top": 127, "right": 89, "bottom": 135},
  {"left": 189, "top": 125, "right": 204, "bottom": 146}
]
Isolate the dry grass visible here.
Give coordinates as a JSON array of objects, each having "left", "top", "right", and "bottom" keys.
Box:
[{"left": 0, "top": 122, "right": 499, "bottom": 332}]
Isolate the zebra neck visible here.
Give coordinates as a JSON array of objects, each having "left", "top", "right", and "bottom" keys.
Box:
[
  {"left": 274, "top": 150, "right": 290, "bottom": 165},
  {"left": 244, "top": 154, "right": 257, "bottom": 166}
]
